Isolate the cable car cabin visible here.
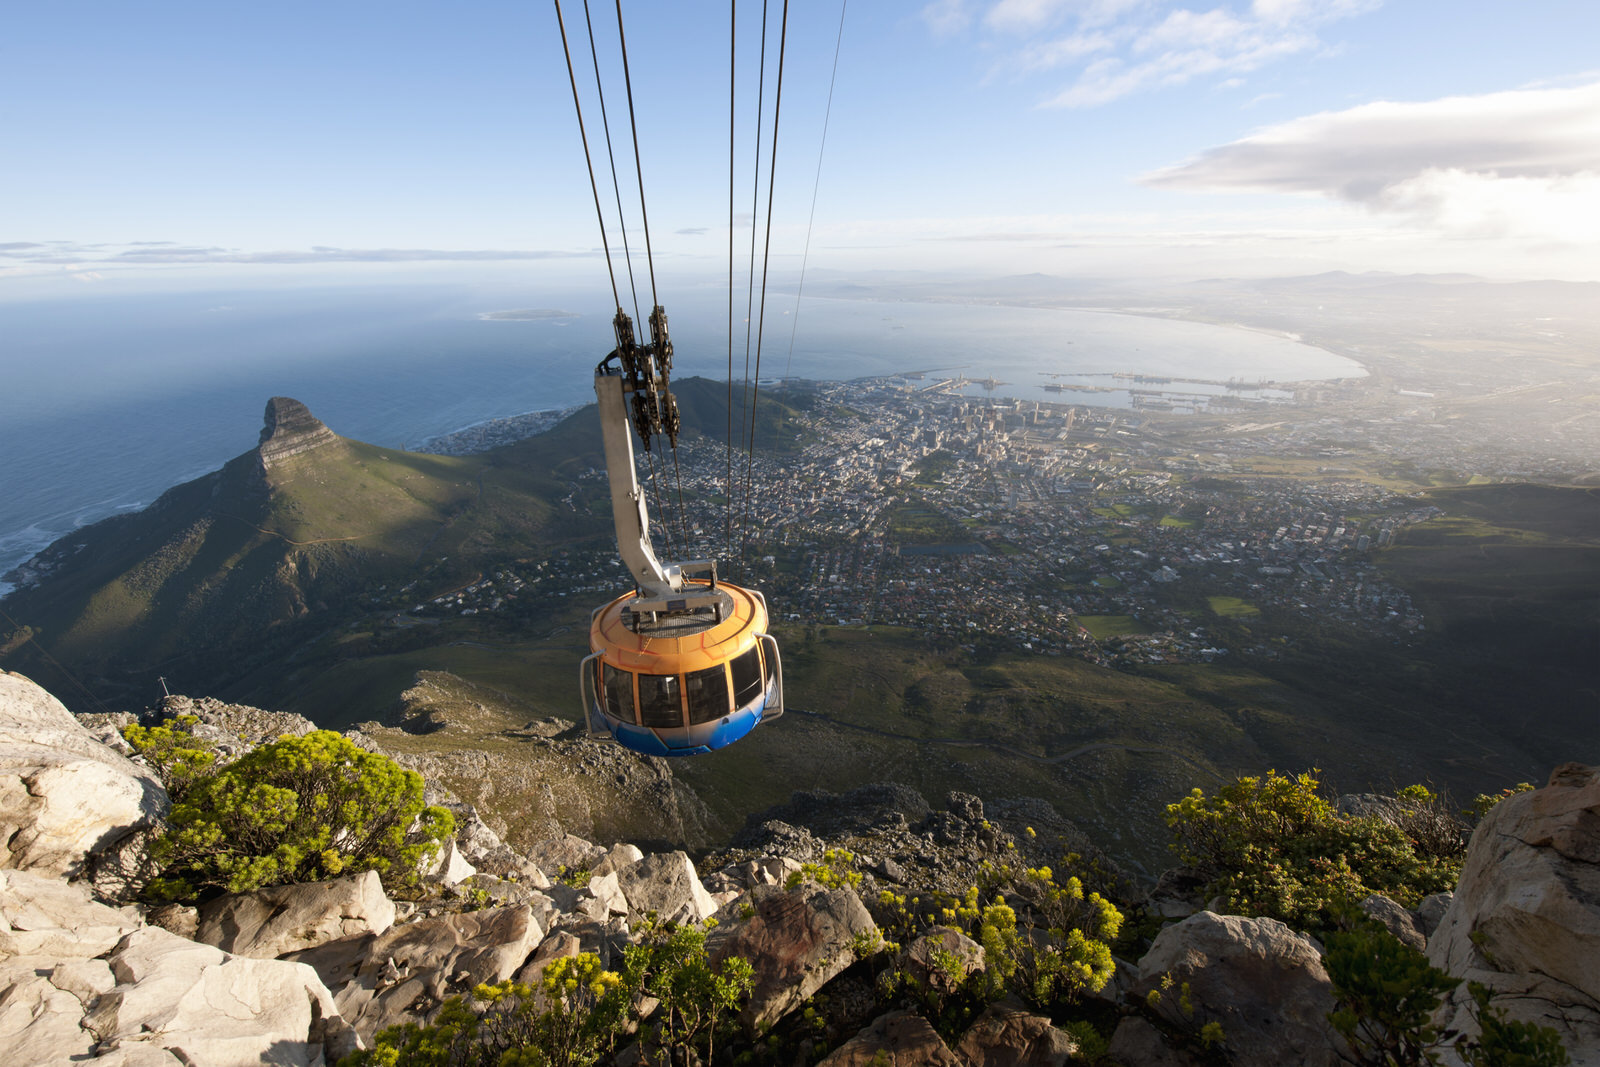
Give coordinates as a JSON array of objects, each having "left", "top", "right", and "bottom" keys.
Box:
[{"left": 580, "top": 580, "right": 783, "bottom": 756}]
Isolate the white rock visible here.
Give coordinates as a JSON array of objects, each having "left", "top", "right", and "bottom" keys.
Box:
[
  {"left": 592, "top": 842, "right": 645, "bottom": 877},
  {"left": 0, "top": 868, "right": 141, "bottom": 960},
  {"left": 426, "top": 838, "right": 478, "bottom": 888},
  {"left": 0, "top": 672, "right": 167, "bottom": 879},
  {"left": 196, "top": 870, "right": 396, "bottom": 959},
  {"left": 85, "top": 925, "right": 346, "bottom": 1067}
]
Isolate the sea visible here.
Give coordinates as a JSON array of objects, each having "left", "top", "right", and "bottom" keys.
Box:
[{"left": 0, "top": 282, "right": 1363, "bottom": 596}]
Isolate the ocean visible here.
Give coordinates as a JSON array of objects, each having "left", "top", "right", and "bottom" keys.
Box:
[{"left": 0, "top": 282, "right": 1363, "bottom": 594}]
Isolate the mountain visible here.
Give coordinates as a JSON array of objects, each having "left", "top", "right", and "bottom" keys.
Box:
[{"left": 0, "top": 396, "right": 605, "bottom": 704}]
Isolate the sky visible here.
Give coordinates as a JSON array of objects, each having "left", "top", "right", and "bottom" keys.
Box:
[{"left": 3, "top": 0, "right": 1598, "bottom": 294}]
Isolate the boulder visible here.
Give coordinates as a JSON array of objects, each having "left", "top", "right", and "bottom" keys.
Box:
[
  {"left": 1360, "top": 893, "right": 1427, "bottom": 951},
  {"left": 0, "top": 955, "right": 113, "bottom": 1063},
  {"left": 817, "top": 1009, "right": 965, "bottom": 1066},
  {"left": 1131, "top": 910, "right": 1341, "bottom": 1067},
  {"left": 592, "top": 842, "right": 645, "bottom": 877},
  {"left": 956, "top": 997, "right": 1078, "bottom": 1066},
  {"left": 83, "top": 925, "right": 349, "bottom": 1066},
  {"left": 424, "top": 838, "right": 478, "bottom": 887},
  {"left": 1427, "top": 762, "right": 1600, "bottom": 1062},
  {"left": 710, "top": 882, "right": 879, "bottom": 1030},
  {"left": 1414, "top": 891, "right": 1452, "bottom": 939},
  {"left": 196, "top": 870, "right": 396, "bottom": 959},
  {"left": 901, "top": 925, "right": 985, "bottom": 993},
  {"left": 1106, "top": 1016, "right": 1203, "bottom": 1067},
  {"left": 614, "top": 850, "right": 717, "bottom": 925},
  {"left": 286, "top": 904, "right": 544, "bottom": 1041},
  {"left": 0, "top": 671, "right": 167, "bottom": 879},
  {"left": 529, "top": 833, "right": 606, "bottom": 878},
  {"left": 0, "top": 867, "right": 142, "bottom": 960}
]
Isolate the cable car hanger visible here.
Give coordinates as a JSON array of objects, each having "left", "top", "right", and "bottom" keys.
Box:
[{"left": 557, "top": 0, "right": 787, "bottom": 755}]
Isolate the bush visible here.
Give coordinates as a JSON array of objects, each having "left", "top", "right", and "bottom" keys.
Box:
[
  {"left": 1326, "top": 926, "right": 1569, "bottom": 1067},
  {"left": 122, "top": 715, "right": 218, "bottom": 802},
  {"left": 345, "top": 921, "right": 753, "bottom": 1067},
  {"left": 1165, "top": 770, "right": 1462, "bottom": 930},
  {"left": 146, "top": 729, "right": 453, "bottom": 901}
]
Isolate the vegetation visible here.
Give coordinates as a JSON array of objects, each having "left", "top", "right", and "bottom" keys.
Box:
[
  {"left": 345, "top": 919, "right": 754, "bottom": 1067},
  {"left": 1164, "top": 771, "right": 1464, "bottom": 929},
  {"left": 1326, "top": 923, "right": 1569, "bottom": 1067},
  {"left": 131, "top": 726, "right": 454, "bottom": 902}
]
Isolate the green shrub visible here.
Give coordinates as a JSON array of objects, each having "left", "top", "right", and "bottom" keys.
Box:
[
  {"left": 1326, "top": 928, "right": 1569, "bottom": 1067},
  {"left": 147, "top": 729, "right": 453, "bottom": 901},
  {"left": 345, "top": 922, "right": 753, "bottom": 1067},
  {"left": 122, "top": 715, "right": 217, "bottom": 802},
  {"left": 1165, "top": 770, "right": 1462, "bottom": 929}
]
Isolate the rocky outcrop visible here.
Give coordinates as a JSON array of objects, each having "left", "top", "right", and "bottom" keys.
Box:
[
  {"left": 1, "top": 871, "right": 350, "bottom": 1065},
  {"left": 614, "top": 850, "right": 717, "bottom": 925},
  {"left": 287, "top": 904, "right": 545, "bottom": 1042},
  {"left": 257, "top": 397, "right": 340, "bottom": 469},
  {"left": 817, "top": 1009, "right": 966, "bottom": 1066},
  {"left": 196, "top": 871, "right": 396, "bottom": 959},
  {"left": 711, "top": 881, "right": 880, "bottom": 1030},
  {"left": 1129, "top": 910, "right": 1342, "bottom": 1067},
  {"left": 1427, "top": 762, "right": 1600, "bottom": 1063},
  {"left": 0, "top": 671, "right": 166, "bottom": 880},
  {"left": 956, "top": 998, "right": 1079, "bottom": 1066}
]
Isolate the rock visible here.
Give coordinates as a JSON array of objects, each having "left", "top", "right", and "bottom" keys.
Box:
[
  {"left": 614, "top": 851, "right": 717, "bottom": 925},
  {"left": 710, "top": 882, "right": 880, "bottom": 1030},
  {"left": 817, "top": 1009, "right": 966, "bottom": 1066},
  {"left": 1427, "top": 762, "right": 1600, "bottom": 1062},
  {"left": 425, "top": 838, "right": 479, "bottom": 887},
  {"left": 1360, "top": 893, "right": 1427, "bottom": 951},
  {"left": 529, "top": 833, "right": 607, "bottom": 879},
  {"left": 1414, "top": 891, "right": 1452, "bottom": 939},
  {"left": 0, "top": 867, "right": 142, "bottom": 960},
  {"left": 0, "top": 671, "right": 167, "bottom": 880},
  {"left": 901, "top": 926, "right": 985, "bottom": 993},
  {"left": 514, "top": 929, "right": 582, "bottom": 987},
  {"left": 731, "top": 818, "right": 821, "bottom": 861},
  {"left": 587, "top": 870, "right": 629, "bottom": 917},
  {"left": 956, "top": 997, "right": 1078, "bottom": 1066},
  {"left": 592, "top": 842, "right": 645, "bottom": 877},
  {"left": 1148, "top": 866, "right": 1209, "bottom": 919},
  {"left": 286, "top": 904, "right": 544, "bottom": 1041},
  {"left": 84, "top": 925, "right": 349, "bottom": 1067},
  {"left": 1132, "top": 910, "right": 1341, "bottom": 1067},
  {"left": 196, "top": 870, "right": 396, "bottom": 959},
  {"left": 146, "top": 903, "right": 199, "bottom": 940},
  {"left": 257, "top": 396, "right": 339, "bottom": 468},
  {"left": 1106, "top": 1016, "right": 1203, "bottom": 1067},
  {"left": 0, "top": 956, "right": 106, "bottom": 1063}
]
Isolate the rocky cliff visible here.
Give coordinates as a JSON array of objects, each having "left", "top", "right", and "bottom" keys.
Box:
[{"left": 2, "top": 670, "right": 1593, "bottom": 1066}]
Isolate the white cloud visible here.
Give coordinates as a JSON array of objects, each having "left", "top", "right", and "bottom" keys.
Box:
[
  {"left": 1143, "top": 82, "right": 1600, "bottom": 241},
  {"left": 945, "top": 0, "right": 1378, "bottom": 107},
  {"left": 921, "top": 0, "right": 975, "bottom": 36}
]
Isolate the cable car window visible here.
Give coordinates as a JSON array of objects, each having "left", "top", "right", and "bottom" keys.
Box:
[
  {"left": 638, "top": 673, "right": 683, "bottom": 728},
  {"left": 602, "top": 663, "right": 635, "bottom": 724},
  {"left": 686, "top": 665, "right": 730, "bottom": 725},
  {"left": 730, "top": 647, "right": 764, "bottom": 709}
]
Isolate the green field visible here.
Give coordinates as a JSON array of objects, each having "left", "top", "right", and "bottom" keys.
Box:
[
  {"left": 1207, "top": 596, "right": 1260, "bottom": 618},
  {"left": 1076, "top": 614, "right": 1145, "bottom": 639}
]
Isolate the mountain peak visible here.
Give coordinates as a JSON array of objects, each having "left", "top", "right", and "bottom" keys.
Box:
[{"left": 257, "top": 397, "right": 338, "bottom": 468}]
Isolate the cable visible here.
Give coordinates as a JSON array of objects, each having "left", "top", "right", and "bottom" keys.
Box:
[
  {"left": 739, "top": 0, "right": 790, "bottom": 574},
  {"left": 613, "top": 0, "right": 659, "bottom": 314},
  {"left": 725, "top": 0, "right": 736, "bottom": 556},
  {"left": 734, "top": 0, "right": 771, "bottom": 573},
  {"left": 581, "top": 0, "right": 642, "bottom": 325},
  {"left": 553, "top": 0, "right": 622, "bottom": 310},
  {"left": 0, "top": 605, "right": 118, "bottom": 716},
  {"left": 777, "top": 0, "right": 844, "bottom": 396}
]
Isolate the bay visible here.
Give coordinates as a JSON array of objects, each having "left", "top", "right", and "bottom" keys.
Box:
[{"left": 0, "top": 283, "right": 1363, "bottom": 593}]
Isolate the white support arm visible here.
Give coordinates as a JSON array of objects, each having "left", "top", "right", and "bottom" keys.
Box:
[{"left": 595, "top": 370, "right": 681, "bottom": 598}]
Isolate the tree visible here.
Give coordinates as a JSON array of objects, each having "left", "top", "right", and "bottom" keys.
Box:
[{"left": 146, "top": 729, "right": 453, "bottom": 901}]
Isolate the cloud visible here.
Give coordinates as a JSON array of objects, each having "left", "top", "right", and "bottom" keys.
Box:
[
  {"left": 921, "top": 0, "right": 974, "bottom": 36},
  {"left": 1142, "top": 82, "right": 1600, "bottom": 240},
  {"left": 939, "top": 0, "right": 1379, "bottom": 107},
  {"left": 0, "top": 242, "right": 596, "bottom": 273},
  {"left": 676, "top": 227, "right": 710, "bottom": 236}
]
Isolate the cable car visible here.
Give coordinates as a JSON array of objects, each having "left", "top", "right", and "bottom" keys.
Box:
[{"left": 577, "top": 307, "right": 784, "bottom": 755}]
